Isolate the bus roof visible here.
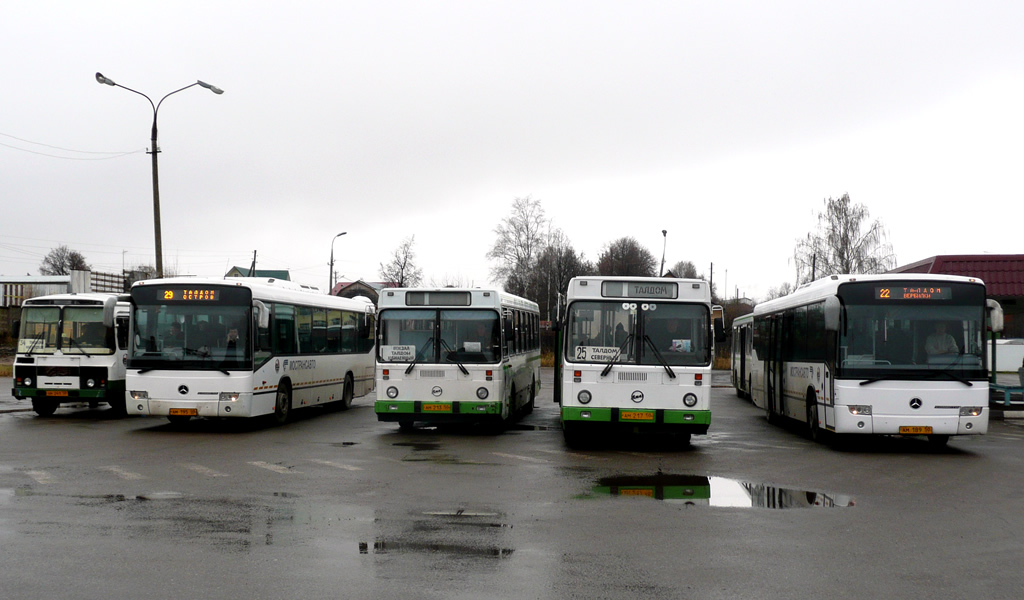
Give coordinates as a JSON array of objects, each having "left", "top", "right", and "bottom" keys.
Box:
[
  {"left": 21, "top": 292, "right": 125, "bottom": 306},
  {"left": 377, "top": 287, "right": 538, "bottom": 312},
  {"left": 566, "top": 276, "right": 711, "bottom": 303},
  {"left": 131, "top": 277, "right": 374, "bottom": 311},
  {"left": 754, "top": 273, "right": 986, "bottom": 315}
]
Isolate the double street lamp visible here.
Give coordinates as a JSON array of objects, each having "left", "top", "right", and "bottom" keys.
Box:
[
  {"left": 329, "top": 232, "right": 347, "bottom": 294},
  {"left": 95, "top": 72, "right": 223, "bottom": 278}
]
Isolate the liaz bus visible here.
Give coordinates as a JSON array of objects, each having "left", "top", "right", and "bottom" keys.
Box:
[
  {"left": 12, "top": 293, "right": 130, "bottom": 416},
  {"left": 374, "top": 288, "right": 541, "bottom": 429},
  {"left": 730, "top": 312, "right": 753, "bottom": 399},
  {"left": 126, "top": 277, "right": 375, "bottom": 425},
  {"left": 555, "top": 276, "right": 723, "bottom": 447},
  {"left": 746, "top": 274, "right": 1004, "bottom": 445}
]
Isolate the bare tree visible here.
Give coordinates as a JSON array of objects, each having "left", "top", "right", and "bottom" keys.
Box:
[
  {"left": 487, "top": 196, "right": 548, "bottom": 297},
  {"left": 39, "top": 245, "right": 90, "bottom": 275},
  {"left": 429, "top": 273, "right": 468, "bottom": 288},
  {"left": 764, "top": 281, "right": 795, "bottom": 301},
  {"left": 531, "top": 229, "right": 595, "bottom": 320},
  {"left": 666, "top": 260, "right": 698, "bottom": 279},
  {"left": 379, "top": 235, "right": 423, "bottom": 287},
  {"left": 597, "top": 237, "right": 657, "bottom": 277},
  {"left": 794, "top": 194, "right": 896, "bottom": 283}
]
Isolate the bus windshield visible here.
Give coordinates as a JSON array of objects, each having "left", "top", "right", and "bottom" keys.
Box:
[
  {"left": 379, "top": 309, "right": 501, "bottom": 364},
  {"left": 17, "top": 306, "right": 114, "bottom": 355},
  {"left": 130, "top": 286, "right": 253, "bottom": 371},
  {"left": 17, "top": 306, "right": 60, "bottom": 355},
  {"left": 566, "top": 301, "right": 711, "bottom": 367},
  {"left": 837, "top": 282, "right": 986, "bottom": 378}
]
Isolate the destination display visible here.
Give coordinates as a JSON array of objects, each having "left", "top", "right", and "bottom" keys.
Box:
[
  {"left": 158, "top": 288, "right": 221, "bottom": 302},
  {"left": 573, "top": 346, "right": 626, "bottom": 362},
  {"left": 601, "top": 281, "right": 678, "bottom": 299},
  {"left": 381, "top": 345, "right": 416, "bottom": 361},
  {"left": 874, "top": 286, "right": 952, "bottom": 301}
]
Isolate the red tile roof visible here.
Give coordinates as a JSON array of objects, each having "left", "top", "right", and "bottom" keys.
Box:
[{"left": 890, "top": 255, "right": 1024, "bottom": 297}]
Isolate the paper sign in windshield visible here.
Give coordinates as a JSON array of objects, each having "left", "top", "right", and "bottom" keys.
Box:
[
  {"left": 670, "top": 339, "right": 692, "bottom": 352},
  {"left": 382, "top": 345, "right": 416, "bottom": 361},
  {"left": 574, "top": 346, "right": 625, "bottom": 362}
]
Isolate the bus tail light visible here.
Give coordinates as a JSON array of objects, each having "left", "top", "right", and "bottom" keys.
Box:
[
  {"left": 382, "top": 369, "right": 390, "bottom": 380},
  {"left": 486, "top": 370, "right": 493, "bottom": 381},
  {"left": 959, "top": 407, "right": 983, "bottom": 417},
  {"left": 573, "top": 370, "right": 581, "bottom": 383},
  {"left": 694, "top": 373, "right": 703, "bottom": 387}
]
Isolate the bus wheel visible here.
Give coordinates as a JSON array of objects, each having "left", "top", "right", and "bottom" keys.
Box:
[
  {"left": 562, "top": 422, "right": 588, "bottom": 449},
  {"left": 107, "top": 398, "right": 127, "bottom": 418},
  {"left": 31, "top": 399, "right": 57, "bottom": 417},
  {"left": 398, "top": 420, "right": 414, "bottom": 431},
  {"left": 273, "top": 383, "right": 292, "bottom": 425},
  {"left": 806, "top": 393, "right": 822, "bottom": 442},
  {"left": 524, "top": 378, "right": 536, "bottom": 415},
  {"left": 928, "top": 434, "right": 950, "bottom": 447},
  {"left": 675, "top": 432, "right": 692, "bottom": 447},
  {"left": 337, "top": 374, "right": 354, "bottom": 411}
]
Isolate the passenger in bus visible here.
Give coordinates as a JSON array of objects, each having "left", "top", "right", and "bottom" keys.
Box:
[
  {"left": 78, "top": 323, "right": 107, "bottom": 347},
  {"left": 925, "top": 322, "right": 958, "bottom": 356},
  {"left": 165, "top": 322, "right": 185, "bottom": 348}
]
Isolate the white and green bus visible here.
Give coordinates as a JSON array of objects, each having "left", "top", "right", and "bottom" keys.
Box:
[
  {"left": 12, "top": 293, "right": 130, "bottom": 416},
  {"left": 126, "top": 277, "right": 375, "bottom": 425},
  {"left": 374, "top": 288, "right": 541, "bottom": 429},
  {"left": 555, "top": 276, "right": 723, "bottom": 447}
]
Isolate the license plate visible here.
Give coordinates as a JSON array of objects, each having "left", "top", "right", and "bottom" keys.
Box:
[
  {"left": 899, "top": 426, "right": 933, "bottom": 435},
  {"left": 423, "top": 403, "right": 450, "bottom": 412},
  {"left": 169, "top": 408, "right": 198, "bottom": 416},
  {"left": 45, "top": 390, "right": 69, "bottom": 397},
  {"left": 621, "top": 411, "right": 654, "bottom": 421}
]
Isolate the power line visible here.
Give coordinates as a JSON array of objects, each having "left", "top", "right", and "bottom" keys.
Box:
[{"left": 0, "top": 131, "right": 144, "bottom": 160}]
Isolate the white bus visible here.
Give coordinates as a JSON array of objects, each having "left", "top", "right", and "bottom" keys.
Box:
[
  {"left": 126, "top": 277, "right": 375, "bottom": 425},
  {"left": 555, "top": 276, "right": 723, "bottom": 447},
  {"left": 374, "top": 288, "right": 541, "bottom": 429},
  {"left": 12, "top": 293, "right": 130, "bottom": 416},
  {"left": 731, "top": 312, "right": 753, "bottom": 399},
  {"left": 747, "top": 274, "right": 1003, "bottom": 445}
]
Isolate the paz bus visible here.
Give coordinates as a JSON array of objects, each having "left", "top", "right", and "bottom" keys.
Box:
[
  {"left": 555, "top": 276, "right": 723, "bottom": 447},
  {"left": 12, "top": 293, "right": 130, "bottom": 416},
  {"left": 125, "top": 277, "right": 375, "bottom": 424},
  {"left": 746, "top": 273, "right": 1003, "bottom": 445},
  {"left": 374, "top": 288, "right": 541, "bottom": 429}
]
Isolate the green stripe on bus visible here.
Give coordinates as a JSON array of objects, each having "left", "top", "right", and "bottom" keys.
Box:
[
  {"left": 374, "top": 400, "right": 502, "bottom": 416},
  {"left": 561, "top": 407, "right": 710, "bottom": 425}
]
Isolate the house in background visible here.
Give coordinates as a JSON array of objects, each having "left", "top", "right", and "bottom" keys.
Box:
[
  {"left": 889, "top": 254, "right": 1024, "bottom": 338},
  {"left": 224, "top": 267, "right": 291, "bottom": 280}
]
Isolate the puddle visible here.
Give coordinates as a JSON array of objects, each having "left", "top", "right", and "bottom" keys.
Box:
[
  {"left": 358, "top": 539, "right": 514, "bottom": 557},
  {"left": 360, "top": 507, "right": 514, "bottom": 559},
  {"left": 392, "top": 441, "right": 443, "bottom": 452},
  {"left": 582, "top": 473, "right": 854, "bottom": 509}
]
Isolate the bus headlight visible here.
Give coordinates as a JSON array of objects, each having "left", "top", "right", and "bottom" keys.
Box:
[
  {"left": 959, "top": 406, "right": 983, "bottom": 417},
  {"left": 219, "top": 392, "right": 240, "bottom": 402},
  {"left": 386, "top": 386, "right": 399, "bottom": 399},
  {"left": 578, "top": 390, "right": 592, "bottom": 404},
  {"left": 23, "top": 377, "right": 33, "bottom": 387},
  {"left": 476, "top": 387, "right": 489, "bottom": 400},
  {"left": 130, "top": 390, "right": 149, "bottom": 400},
  {"left": 86, "top": 379, "right": 96, "bottom": 388},
  {"left": 683, "top": 393, "right": 698, "bottom": 407},
  {"left": 848, "top": 405, "right": 872, "bottom": 416}
]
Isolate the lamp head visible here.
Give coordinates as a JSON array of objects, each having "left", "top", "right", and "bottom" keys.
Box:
[
  {"left": 197, "top": 80, "right": 224, "bottom": 94},
  {"left": 95, "top": 72, "right": 116, "bottom": 86}
]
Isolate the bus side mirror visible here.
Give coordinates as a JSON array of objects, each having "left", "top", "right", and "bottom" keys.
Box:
[
  {"left": 988, "top": 299, "right": 1004, "bottom": 333},
  {"left": 824, "top": 296, "right": 841, "bottom": 332},
  {"left": 254, "top": 300, "right": 270, "bottom": 329},
  {"left": 102, "top": 295, "right": 117, "bottom": 328},
  {"left": 12, "top": 319, "right": 19, "bottom": 338},
  {"left": 714, "top": 317, "right": 726, "bottom": 343}
]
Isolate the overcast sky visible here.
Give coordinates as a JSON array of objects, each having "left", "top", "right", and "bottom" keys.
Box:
[{"left": 3, "top": 1, "right": 1023, "bottom": 301}]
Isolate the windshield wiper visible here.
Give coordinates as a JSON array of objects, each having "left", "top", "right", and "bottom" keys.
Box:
[
  {"left": 405, "top": 337, "right": 434, "bottom": 374},
  {"left": 601, "top": 334, "right": 633, "bottom": 377},
  {"left": 24, "top": 335, "right": 43, "bottom": 356},
  {"left": 920, "top": 367, "right": 973, "bottom": 387},
  {"left": 642, "top": 335, "right": 676, "bottom": 379},
  {"left": 440, "top": 339, "right": 469, "bottom": 375}
]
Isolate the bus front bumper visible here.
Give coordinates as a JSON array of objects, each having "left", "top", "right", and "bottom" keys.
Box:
[
  {"left": 833, "top": 407, "right": 988, "bottom": 436},
  {"left": 374, "top": 399, "right": 504, "bottom": 422},
  {"left": 561, "top": 406, "right": 710, "bottom": 435}
]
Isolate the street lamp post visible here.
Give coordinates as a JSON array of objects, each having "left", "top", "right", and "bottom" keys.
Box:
[
  {"left": 329, "top": 232, "right": 348, "bottom": 294},
  {"left": 659, "top": 229, "right": 667, "bottom": 276},
  {"left": 95, "top": 72, "right": 223, "bottom": 278}
]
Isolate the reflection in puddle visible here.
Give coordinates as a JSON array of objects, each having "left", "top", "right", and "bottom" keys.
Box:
[
  {"left": 584, "top": 474, "right": 854, "bottom": 509},
  {"left": 361, "top": 508, "right": 514, "bottom": 559}
]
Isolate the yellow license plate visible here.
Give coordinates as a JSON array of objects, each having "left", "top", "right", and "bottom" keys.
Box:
[
  {"left": 619, "top": 489, "right": 655, "bottom": 497},
  {"left": 423, "top": 403, "right": 450, "bottom": 412},
  {"left": 169, "top": 408, "right": 198, "bottom": 416},
  {"left": 45, "top": 390, "right": 69, "bottom": 397},
  {"left": 899, "top": 426, "right": 933, "bottom": 435},
  {"left": 621, "top": 411, "right": 654, "bottom": 421}
]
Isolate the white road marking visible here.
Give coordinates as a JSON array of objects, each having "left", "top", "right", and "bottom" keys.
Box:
[
  {"left": 101, "top": 466, "right": 145, "bottom": 480},
  {"left": 491, "top": 452, "right": 549, "bottom": 463},
  {"left": 248, "top": 461, "right": 299, "bottom": 474},
  {"left": 25, "top": 470, "right": 54, "bottom": 484},
  {"left": 180, "top": 463, "right": 229, "bottom": 477},
  {"left": 309, "top": 459, "right": 362, "bottom": 471}
]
